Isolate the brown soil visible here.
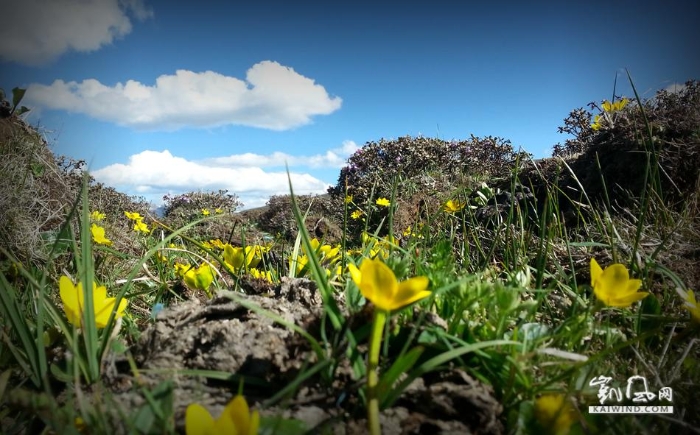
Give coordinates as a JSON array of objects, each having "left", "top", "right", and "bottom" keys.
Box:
[{"left": 94, "top": 278, "right": 503, "bottom": 434}]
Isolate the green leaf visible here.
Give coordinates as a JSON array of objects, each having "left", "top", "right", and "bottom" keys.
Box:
[
  {"left": 110, "top": 339, "right": 127, "bottom": 355},
  {"left": 50, "top": 362, "right": 73, "bottom": 383},
  {"left": 0, "top": 369, "right": 12, "bottom": 402},
  {"left": 377, "top": 346, "right": 424, "bottom": 406},
  {"left": 31, "top": 162, "right": 45, "bottom": 177},
  {"left": 133, "top": 381, "right": 173, "bottom": 433},
  {"left": 417, "top": 329, "right": 440, "bottom": 345},
  {"left": 11, "top": 87, "right": 26, "bottom": 109},
  {"left": 638, "top": 293, "right": 662, "bottom": 340},
  {"left": 16, "top": 106, "right": 30, "bottom": 116},
  {"left": 0, "top": 272, "right": 41, "bottom": 388},
  {"left": 505, "top": 322, "right": 550, "bottom": 342},
  {"left": 382, "top": 339, "right": 519, "bottom": 408},
  {"left": 260, "top": 416, "right": 308, "bottom": 435}
]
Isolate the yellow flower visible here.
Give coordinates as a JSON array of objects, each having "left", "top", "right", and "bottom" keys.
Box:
[
  {"left": 74, "top": 416, "right": 87, "bottom": 433},
  {"left": 134, "top": 219, "right": 150, "bottom": 234},
  {"left": 403, "top": 224, "right": 424, "bottom": 239},
  {"left": 676, "top": 288, "right": 700, "bottom": 324},
  {"left": 614, "top": 98, "right": 629, "bottom": 111},
  {"left": 319, "top": 244, "right": 341, "bottom": 263},
  {"left": 350, "top": 210, "right": 363, "bottom": 220},
  {"left": 348, "top": 258, "right": 430, "bottom": 311},
  {"left": 202, "top": 209, "right": 210, "bottom": 216},
  {"left": 534, "top": 394, "right": 576, "bottom": 435},
  {"left": 180, "top": 263, "right": 215, "bottom": 291},
  {"left": 602, "top": 98, "right": 629, "bottom": 113},
  {"left": 156, "top": 251, "right": 169, "bottom": 263},
  {"left": 90, "top": 210, "right": 106, "bottom": 221},
  {"left": 249, "top": 268, "right": 272, "bottom": 282},
  {"left": 90, "top": 223, "right": 112, "bottom": 246},
  {"left": 345, "top": 195, "right": 353, "bottom": 204},
  {"left": 215, "top": 208, "right": 224, "bottom": 214},
  {"left": 369, "top": 245, "right": 389, "bottom": 260},
  {"left": 328, "top": 264, "right": 342, "bottom": 278},
  {"left": 208, "top": 239, "right": 225, "bottom": 250},
  {"left": 591, "top": 114, "right": 602, "bottom": 131},
  {"left": 59, "top": 276, "right": 127, "bottom": 329},
  {"left": 247, "top": 246, "right": 264, "bottom": 268},
  {"left": 375, "top": 197, "right": 391, "bottom": 207},
  {"left": 289, "top": 255, "right": 309, "bottom": 277},
  {"left": 443, "top": 199, "right": 465, "bottom": 213},
  {"left": 124, "top": 211, "right": 143, "bottom": 221},
  {"left": 224, "top": 245, "right": 245, "bottom": 270},
  {"left": 590, "top": 258, "right": 648, "bottom": 307},
  {"left": 186, "top": 395, "right": 259, "bottom": 435}
]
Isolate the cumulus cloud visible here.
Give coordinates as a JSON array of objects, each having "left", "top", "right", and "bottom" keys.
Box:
[
  {"left": 0, "top": 0, "right": 153, "bottom": 65},
  {"left": 203, "top": 140, "right": 359, "bottom": 169},
  {"left": 24, "top": 61, "right": 343, "bottom": 130},
  {"left": 91, "top": 149, "right": 335, "bottom": 209}
]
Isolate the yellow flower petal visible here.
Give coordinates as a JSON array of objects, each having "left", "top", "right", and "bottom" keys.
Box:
[
  {"left": 348, "top": 263, "right": 362, "bottom": 285},
  {"left": 248, "top": 410, "right": 260, "bottom": 435},
  {"left": 534, "top": 394, "right": 575, "bottom": 435},
  {"left": 94, "top": 300, "right": 115, "bottom": 328},
  {"left": 185, "top": 403, "right": 215, "bottom": 435},
  {"left": 224, "top": 395, "right": 252, "bottom": 434},
  {"left": 393, "top": 277, "right": 432, "bottom": 308},
  {"left": 59, "top": 276, "right": 82, "bottom": 327},
  {"left": 590, "top": 258, "right": 603, "bottom": 287},
  {"left": 183, "top": 269, "right": 197, "bottom": 289},
  {"left": 194, "top": 264, "right": 214, "bottom": 290},
  {"left": 608, "top": 291, "right": 649, "bottom": 308},
  {"left": 680, "top": 289, "right": 700, "bottom": 323}
]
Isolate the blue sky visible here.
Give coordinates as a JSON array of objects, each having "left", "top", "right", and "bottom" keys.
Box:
[{"left": 1, "top": 0, "right": 698, "bottom": 209}]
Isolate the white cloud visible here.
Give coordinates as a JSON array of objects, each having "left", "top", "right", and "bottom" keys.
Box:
[
  {"left": 663, "top": 83, "right": 687, "bottom": 94},
  {"left": 203, "top": 140, "right": 359, "bottom": 169},
  {"left": 91, "top": 149, "right": 335, "bottom": 209},
  {"left": 0, "top": 0, "right": 152, "bottom": 65},
  {"left": 24, "top": 61, "right": 343, "bottom": 131}
]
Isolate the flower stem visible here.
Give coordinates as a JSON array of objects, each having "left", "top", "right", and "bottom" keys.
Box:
[{"left": 367, "top": 309, "right": 387, "bottom": 435}]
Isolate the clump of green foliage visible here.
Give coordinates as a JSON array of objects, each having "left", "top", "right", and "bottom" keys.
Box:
[
  {"left": 158, "top": 189, "right": 244, "bottom": 243},
  {"left": 0, "top": 90, "right": 149, "bottom": 270},
  {"left": 327, "top": 135, "right": 531, "bottom": 242},
  {"left": 255, "top": 193, "right": 341, "bottom": 244},
  {"left": 329, "top": 135, "right": 529, "bottom": 203},
  {"left": 550, "top": 79, "right": 700, "bottom": 211}
]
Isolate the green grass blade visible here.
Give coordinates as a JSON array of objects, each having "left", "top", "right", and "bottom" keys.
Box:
[
  {"left": 286, "top": 165, "right": 344, "bottom": 331},
  {"left": 383, "top": 339, "right": 520, "bottom": 408},
  {"left": 0, "top": 271, "right": 40, "bottom": 387}
]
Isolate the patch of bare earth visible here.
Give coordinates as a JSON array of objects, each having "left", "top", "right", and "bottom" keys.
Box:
[{"left": 97, "top": 278, "right": 503, "bottom": 434}]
